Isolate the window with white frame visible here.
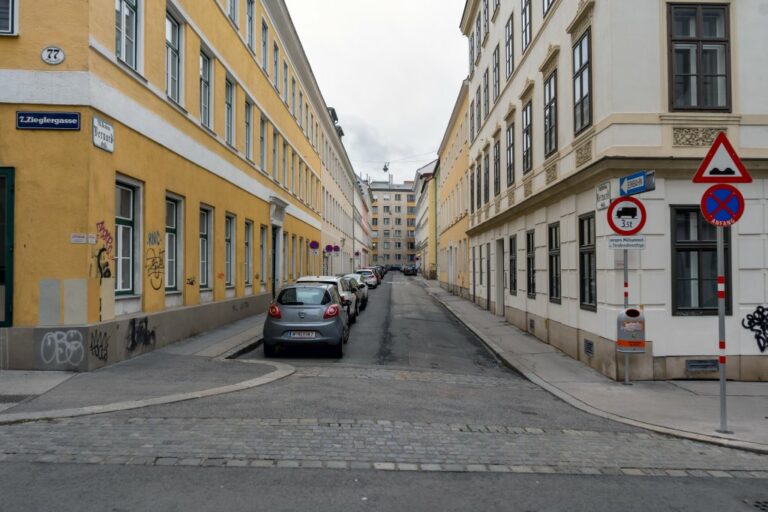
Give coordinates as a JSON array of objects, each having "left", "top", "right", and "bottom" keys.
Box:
[
  {"left": 115, "top": 0, "right": 139, "bottom": 70},
  {"left": 225, "top": 215, "right": 235, "bottom": 286},
  {"left": 475, "top": 14, "right": 481, "bottom": 58},
  {"left": 272, "top": 131, "right": 278, "bottom": 178},
  {"left": 282, "top": 141, "right": 288, "bottom": 184},
  {"left": 227, "top": 0, "right": 237, "bottom": 24},
  {"left": 165, "top": 198, "right": 179, "bottom": 291},
  {"left": 299, "top": 92, "right": 303, "bottom": 128},
  {"left": 522, "top": 101, "right": 532, "bottom": 173},
  {"left": 165, "top": 13, "right": 181, "bottom": 103},
  {"left": 291, "top": 235, "right": 296, "bottom": 280},
  {"left": 245, "top": 101, "right": 253, "bottom": 160},
  {"left": 505, "top": 15, "right": 514, "bottom": 79},
  {"left": 482, "top": 0, "right": 489, "bottom": 36},
  {"left": 225, "top": 79, "right": 234, "bottom": 145},
  {"left": 543, "top": 0, "right": 555, "bottom": 16},
  {"left": 0, "top": 0, "right": 16, "bottom": 34},
  {"left": 273, "top": 43, "right": 279, "bottom": 89},
  {"left": 200, "top": 52, "right": 212, "bottom": 127},
  {"left": 492, "top": 45, "right": 500, "bottom": 102},
  {"left": 469, "top": 100, "right": 475, "bottom": 140},
  {"left": 506, "top": 122, "right": 514, "bottom": 186},
  {"left": 199, "top": 208, "right": 212, "bottom": 289},
  {"left": 544, "top": 71, "right": 558, "bottom": 157},
  {"left": 245, "top": 221, "right": 253, "bottom": 286},
  {"left": 259, "top": 116, "right": 266, "bottom": 169},
  {"left": 116, "top": 183, "right": 137, "bottom": 294},
  {"left": 259, "top": 225, "right": 267, "bottom": 284},
  {"left": 483, "top": 69, "right": 489, "bottom": 118},
  {"left": 291, "top": 79, "right": 296, "bottom": 116},
  {"left": 261, "top": 19, "right": 268, "bottom": 70},
  {"left": 283, "top": 62, "right": 288, "bottom": 103},
  {"left": 573, "top": 29, "right": 592, "bottom": 134},
  {"left": 246, "top": 0, "right": 254, "bottom": 50},
  {"left": 468, "top": 34, "right": 475, "bottom": 75},
  {"left": 493, "top": 139, "right": 501, "bottom": 196},
  {"left": 521, "top": 0, "right": 531, "bottom": 51}
]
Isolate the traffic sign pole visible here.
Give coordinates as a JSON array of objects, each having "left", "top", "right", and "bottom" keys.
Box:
[
  {"left": 716, "top": 227, "right": 730, "bottom": 433},
  {"left": 623, "top": 249, "right": 630, "bottom": 385}
]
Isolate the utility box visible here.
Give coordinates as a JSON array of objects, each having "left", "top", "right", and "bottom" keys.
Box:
[{"left": 617, "top": 308, "right": 646, "bottom": 353}]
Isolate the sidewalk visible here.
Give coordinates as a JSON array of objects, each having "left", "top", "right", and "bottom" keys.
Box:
[
  {"left": 0, "top": 313, "right": 292, "bottom": 423},
  {"left": 419, "top": 277, "right": 768, "bottom": 454}
]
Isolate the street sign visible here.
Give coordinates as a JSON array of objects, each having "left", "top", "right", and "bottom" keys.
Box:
[
  {"left": 92, "top": 116, "right": 114, "bottom": 153},
  {"left": 596, "top": 181, "right": 611, "bottom": 210},
  {"left": 693, "top": 132, "right": 752, "bottom": 183},
  {"left": 700, "top": 184, "right": 744, "bottom": 227},
  {"left": 608, "top": 235, "right": 646, "bottom": 250},
  {"left": 16, "top": 111, "right": 80, "bottom": 130},
  {"left": 607, "top": 196, "right": 647, "bottom": 236},
  {"left": 620, "top": 170, "right": 656, "bottom": 196}
]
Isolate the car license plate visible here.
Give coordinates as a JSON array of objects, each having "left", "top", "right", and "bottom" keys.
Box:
[{"left": 289, "top": 331, "right": 316, "bottom": 339}]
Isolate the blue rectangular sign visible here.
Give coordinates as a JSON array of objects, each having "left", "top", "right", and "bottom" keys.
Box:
[
  {"left": 16, "top": 111, "right": 81, "bottom": 131},
  {"left": 620, "top": 170, "right": 655, "bottom": 197}
]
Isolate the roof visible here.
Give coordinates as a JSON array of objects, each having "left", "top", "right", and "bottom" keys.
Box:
[
  {"left": 368, "top": 181, "right": 415, "bottom": 191},
  {"left": 415, "top": 159, "right": 438, "bottom": 176}
]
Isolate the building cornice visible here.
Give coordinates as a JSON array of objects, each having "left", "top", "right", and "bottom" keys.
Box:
[{"left": 438, "top": 80, "right": 470, "bottom": 156}]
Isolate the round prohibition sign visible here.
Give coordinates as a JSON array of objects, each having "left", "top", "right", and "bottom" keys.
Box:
[
  {"left": 607, "top": 196, "right": 647, "bottom": 236},
  {"left": 700, "top": 184, "right": 744, "bottom": 227}
]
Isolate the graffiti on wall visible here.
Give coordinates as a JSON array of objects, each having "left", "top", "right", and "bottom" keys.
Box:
[
  {"left": 125, "top": 317, "right": 156, "bottom": 352},
  {"left": 145, "top": 248, "right": 165, "bottom": 291},
  {"left": 95, "top": 221, "right": 114, "bottom": 281},
  {"left": 89, "top": 330, "right": 109, "bottom": 362},
  {"left": 742, "top": 306, "right": 768, "bottom": 353},
  {"left": 185, "top": 276, "right": 196, "bottom": 286},
  {"left": 38, "top": 329, "right": 85, "bottom": 368}
]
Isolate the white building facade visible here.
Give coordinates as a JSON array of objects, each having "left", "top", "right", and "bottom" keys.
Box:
[{"left": 461, "top": 0, "right": 768, "bottom": 381}]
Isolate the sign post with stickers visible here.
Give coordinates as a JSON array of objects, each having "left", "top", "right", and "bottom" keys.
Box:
[
  {"left": 694, "top": 132, "right": 751, "bottom": 434},
  {"left": 607, "top": 195, "right": 648, "bottom": 385}
]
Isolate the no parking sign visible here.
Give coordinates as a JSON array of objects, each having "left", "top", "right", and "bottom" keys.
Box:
[{"left": 700, "top": 184, "right": 744, "bottom": 227}]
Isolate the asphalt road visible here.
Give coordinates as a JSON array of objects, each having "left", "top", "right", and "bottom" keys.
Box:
[{"left": 1, "top": 273, "right": 766, "bottom": 512}]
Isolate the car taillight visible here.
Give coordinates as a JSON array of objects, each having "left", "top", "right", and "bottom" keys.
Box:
[
  {"left": 268, "top": 304, "right": 281, "bottom": 319},
  {"left": 323, "top": 304, "right": 340, "bottom": 319}
]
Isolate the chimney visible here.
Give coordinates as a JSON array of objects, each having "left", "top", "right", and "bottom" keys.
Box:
[{"left": 389, "top": 173, "right": 393, "bottom": 186}]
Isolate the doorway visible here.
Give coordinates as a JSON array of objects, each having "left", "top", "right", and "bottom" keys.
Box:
[
  {"left": 0, "top": 168, "right": 13, "bottom": 326},
  {"left": 486, "top": 242, "right": 491, "bottom": 311}
]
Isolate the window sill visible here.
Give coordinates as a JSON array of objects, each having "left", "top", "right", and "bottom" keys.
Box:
[
  {"left": 115, "top": 57, "right": 147, "bottom": 83},
  {"left": 491, "top": 7, "right": 500, "bottom": 22},
  {"left": 0, "top": 32, "right": 19, "bottom": 38},
  {"left": 226, "top": 141, "right": 238, "bottom": 152},
  {"left": 165, "top": 290, "right": 182, "bottom": 296},
  {"left": 167, "top": 96, "right": 188, "bottom": 115},
  {"left": 580, "top": 303, "right": 597, "bottom": 312},
  {"left": 549, "top": 297, "right": 561, "bottom": 305},
  {"left": 116, "top": 293, "right": 141, "bottom": 301}
]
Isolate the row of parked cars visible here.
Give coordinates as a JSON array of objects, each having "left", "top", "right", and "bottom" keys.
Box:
[{"left": 262, "top": 265, "right": 388, "bottom": 358}]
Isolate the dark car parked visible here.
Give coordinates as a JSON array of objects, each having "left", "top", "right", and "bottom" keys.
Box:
[
  {"left": 262, "top": 284, "right": 349, "bottom": 358},
  {"left": 402, "top": 265, "right": 417, "bottom": 276}
]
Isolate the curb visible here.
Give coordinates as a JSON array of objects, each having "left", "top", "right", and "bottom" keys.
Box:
[
  {"left": 420, "top": 280, "right": 768, "bottom": 455},
  {"left": 0, "top": 361, "right": 295, "bottom": 425}
]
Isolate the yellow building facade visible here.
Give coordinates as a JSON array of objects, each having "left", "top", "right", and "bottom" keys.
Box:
[
  {"left": 0, "top": 0, "right": 345, "bottom": 370},
  {"left": 436, "top": 82, "right": 470, "bottom": 297}
]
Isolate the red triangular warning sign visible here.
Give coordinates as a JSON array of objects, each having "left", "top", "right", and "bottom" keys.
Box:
[{"left": 693, "top": 132, "right": 752, "bottom": 183}]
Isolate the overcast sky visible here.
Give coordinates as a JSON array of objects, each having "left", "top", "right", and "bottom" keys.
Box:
[{"left": 285, "top": 0, "right": 468, "bottom": 184}]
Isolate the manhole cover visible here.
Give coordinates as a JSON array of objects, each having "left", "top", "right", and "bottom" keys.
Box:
[{"left": 745, "top": 500, "right": 768, "bottom": 511}]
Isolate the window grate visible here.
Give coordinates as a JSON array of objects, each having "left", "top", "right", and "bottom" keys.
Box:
[
  {"left": 685, "top": 359, "right": 718, "bottom": 372},
  {"left": 584, "top": 339, "right": 594, "bottom": 358}
]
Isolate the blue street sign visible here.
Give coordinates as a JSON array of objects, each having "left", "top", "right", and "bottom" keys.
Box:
[
  {"left": 16, "top": 111, "right": 81, "bottom": 131},
  {"left": 620, "top": 170, "right": 656, "bottom": 196}
]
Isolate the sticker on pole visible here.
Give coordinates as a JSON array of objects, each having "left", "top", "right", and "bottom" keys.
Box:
[
  {"left": 692, "top": 132, "right": 752, "bottom": 183},
  {"left": 607, "top": 196, "right": 646, "bottom": 236},
  {"left": 700, "top": 184, "right": 744, "bottom": 227}
]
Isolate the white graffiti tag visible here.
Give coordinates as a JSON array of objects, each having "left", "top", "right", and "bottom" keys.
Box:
[{"left": 40, "top": 330, "right": 85, "bottom": 367}]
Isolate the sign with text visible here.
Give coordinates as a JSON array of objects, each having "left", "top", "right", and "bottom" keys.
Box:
[
  {"left": 607, "top": 196, "right": 647, "bottom": 236},
  {"left": 700, "top": 184, "right": 744, "bottom": 227},
  {"left": 620, "top": 170, "right": 656, "bottom": 196},
  {"left": 16, "top": 111, "right": 80, "bottom": 130},
  {"left": 92, "top": 116, "right": 115, "bottom": 153},
  {"left": 596, "top": 181, "right": 611, "bottom": 210},
  {"left": 608, "top": 235, "right": 646, "bottom": 250}
]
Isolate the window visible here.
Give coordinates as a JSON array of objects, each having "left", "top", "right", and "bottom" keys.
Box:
[
  {"left": 395, "top": 242, "right": 402, "bottom": 249},
  {"left": 475, "top": 163, "right": 482, "bottom": 208},
  {"left": 394, "top": 230, "right": 402, "bottom": 237},
  {"left": 521, "top": 0, "right": 531, "bottom": 51},
  {"left": 573, "top": 29, "right": 592, "bottom": 134},
  {"left": 544, "top": 71, "right": 557, "bottom": 157},
  {"left": 372, "top": 218, "right": 378, "bottom": 226},
  {"left": 261, "top": 20, "right": 268, "bottom": 70},
  {"left": 506, "top": 123, "right": 514, "bottom": 186},
  {"left": 245, "top": 221, "right": 253, "bottom": 286},
  {"left": 509, "top": 235, "right": 517, "bottom": 293},
  {"left": 383, "top": 218, "right": 390, "bottom": 225},
  {"left": 372, "top": 231, "right": 379, "bottom": 238},
  {"left": 273, "top": 43, "right": 279, "bottom": 89},
  {"left": 479, "top": 245, "right": 483, "bottom": 285},
  {"left": 407, "top": 218, "right": 416, "bottom": 227},
  {"left": 0, "top": 0, "right": 15, "bottom": 34},
  {"left": 200, "top": 208, "right": 212, "bottom": 288},
  {"left": 115, "top": 183, "right": 136, "bottom": 294},
  {"left": 476, "top": 87, "right": 482, "bottom": 132},
  {"left": 669, "top": 4, "right": 730, "bottom": 110},
  {"left": 469, "top": 33, "right": 475, "bottom": 75},
  {"left": 199, "top": 53, "right": 211, "bottom": 127},
  {"left": 283, "top": 62, "right": 288, "bottom": 103},
  {"left": 543, "top": 0, "right": 555, "bottom": 16},
  {"left": 272, "top": 131, "right": 278, "bottom": 178},
  {"left": 245, "top": 101, "right": 253, "bottom": 160},
  {"left": 383, "top": 242, "right": 390, "bottom": 250},
  {"left": 395, "top": 218, "right": 402, "bottom": 226},
  {"left": 672, "top": 207, "right": 731, "bottom": 314},
  {"left": 227, "top": 0, "right": 237, "bottom": 24},
  {"left": 483, "top": 153, "right": 490, "bottom": 203},
  {"left": 165, "top": 199, "right": 178, "bottom": 291},
  {"left": 395, "top": 206, "right": 401, "bottom": 213},
  {"left": 493, "top": 140, "right": 501, "bottom": 196},
  {"left": 470, "top": 100, "right": 475, "bottom": 140},
  {"left": 291, "top": 79, "right": 296, "bottom": 116},
  {"left": 299, "top": 93, "right": 303, "bottom": 127},
  {"left": 395, "top": 194, "right": 402, "bottom": 201},
  {"left": 408, "top": 194, "right": 416, "bottom": 202},
  {"left": 282, "top": 141, "right": 287, "bottom": 184},
  {"left": 224, "top": 215, "right": 234, "bottom": 286},
  {"left": 483, "top": 0, "right": 489, "bottom": 36},
  {"left": 526, "top": 229, "right": 535, "bottom": 298},
  {"left": 259, "top": 225, "right": 267, "bottom": 284},
  {"left": 492, "top": 45, "right": 500, "bottom": 101},
  {"left": 522, "top": 101, "right": 532, "bottom": 173},
  {"left": 246, "top": 0, "right": 254, "bottom": 50},
  {"left": 483, "top": 69, "right": 489, "bottom": 118},
  {"left": 224, "top": 80, "right": 234, "bottom": 145},
  {"left": 475, "top": 14, "right": 482, "bottom": 58},
  {"left": 115, "top": 0, "right": 139, "bottom": 69},
  {"left": 383, "top": 205, "right": 390, "bottom": 213},
  {"left": 470, "top": 167, "right": 475, "bottom": 213},
  {"left": 505, "top": 15, "right": 514, "bottom": 79},
  {"left": 579, "top": 213, "right": 596, "bottom": 310},
  {"left": 372, "top": 206, "right": 378, "bottom": 214},
  {"left": 259, "top": 116, "right": 266, "bottom": 169},
  {"left": 548, "top": 223, "right": 560, "bottom": 302},
  {"left": 165, "top": 14, "right": 181, "bottom": 103},
  {"left": 383, "top": 230, "right": 390, "bottom": 238}
]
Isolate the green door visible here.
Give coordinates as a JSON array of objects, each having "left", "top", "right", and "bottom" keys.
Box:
[{"left": 0, "top": 168, "right": 13, "bottom": 327}]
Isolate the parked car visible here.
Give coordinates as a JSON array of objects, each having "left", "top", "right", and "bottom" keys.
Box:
[
  {"left": 344, "top": 274, "right": 369, "bottom": 309},
  {"left": 355, "top": 269, "right": 379, "bottom": 289},
  {"left": 403, "top": 265, "right": 417, "bottom": 276},
  {"left": 297, "top": 275, "right": 359, "bottom": 323},
  {"left": 390, "top": 264, "right": 403, "bottom": 272},
  {"left": 262, "top": 284, "right": 349, "bottom": 358}
]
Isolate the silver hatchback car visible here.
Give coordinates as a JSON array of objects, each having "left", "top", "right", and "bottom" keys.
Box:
[{"left": 263, "top": 284, "right": 349, "bottom": 358}]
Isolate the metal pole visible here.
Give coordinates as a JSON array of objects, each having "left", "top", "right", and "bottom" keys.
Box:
[
  {"left": 623, "top": 248, "right": 631, "bottom": 385},
  {"left": 716, "top": 226, "right": 730, "bottom": 433}
]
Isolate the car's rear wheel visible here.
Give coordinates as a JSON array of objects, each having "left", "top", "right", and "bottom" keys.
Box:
[
  {"left": 263, "top": 343, "right": 276, "bottom": 358},
  {"left": 332, "top": 338, "right": 344, "bottom": 358}
]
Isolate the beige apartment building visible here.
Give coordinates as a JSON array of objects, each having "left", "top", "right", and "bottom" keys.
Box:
[{"left": 369, "top": 179, "right": 417, "bottom": 266}]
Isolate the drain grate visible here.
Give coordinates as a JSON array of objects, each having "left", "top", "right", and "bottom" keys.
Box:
[{"left": 745, "top": 500, "right": 768, "bottom": 511}]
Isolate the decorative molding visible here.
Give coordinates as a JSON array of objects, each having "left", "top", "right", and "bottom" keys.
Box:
[
  {"left": 507, "top": 188, "right": 515, "bottom": 206},
  {"left": 567, "top": 0, "right": 595, "bottom": 37},
  {"left": 575, "top": 139, "right": 593, "bottom": 167},
  {"left": 519, "top": 78, "right": 535, "bottom": 101},
  {"left": 524, "top": 178, "right": 533, "bottom": 197},
  {"left": 673, "top": 127, "right": 726, "bottom": 147},
  {"left": 504, "top": 103, "right": 517, "bottom": 121},
  {"left": 545, "top": 164, "right": 558, "bottom": 185},
  {"left": 538, "top": 44, "right": 561, "bottom": 75}
]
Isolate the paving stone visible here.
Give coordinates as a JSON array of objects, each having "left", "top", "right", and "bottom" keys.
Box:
[
  {"left": 325, "top": 461, "right": 349, "bottom": 470},
  {"left": 620, "top": 468, "right": 645, "bottom": 476},
  {"left": 488, "top": 465, "right": 511, "bottom": 473},
  {"left": 397, "top": 463, "right": 419, "bottom": 471},
  {"left": 419, "top": 464, "right": 443, "bottom": 471},
  {"left": 666, "top": 470, "right": 689, "bottom": 477},
  {"left": 249, "top": 460, "right": 275, "bottom": 468},
  {"left": 707, "top": 470, "right": 733, "bottom": 478},
  {"left": 466, "top": 464, "right": 488, "bottom": 472},
  {"left": 373, "top": 462, "right": 396, "bottom": 470},
  {"left": 225, "top": 459, "right": 249, "bottom": 468},
  {"left": 154, "top": 457, "right": 178, "bottom": 466}
]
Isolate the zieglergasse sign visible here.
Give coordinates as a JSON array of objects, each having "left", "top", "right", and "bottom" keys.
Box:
[{"left": 92, "top": 116, "right": 114, "bottom": 153}]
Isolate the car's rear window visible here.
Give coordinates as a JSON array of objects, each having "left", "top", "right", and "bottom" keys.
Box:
[{"left": 277, "top": 288, "right": 330, "bottom": 306}]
